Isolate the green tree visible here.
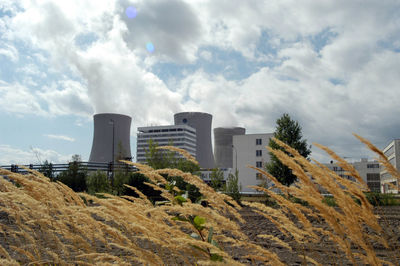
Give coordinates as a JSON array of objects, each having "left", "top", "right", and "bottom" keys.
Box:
[
  {"left": 39, "top": 160, "right": 54, "bottom": 181},
  {"left": 86, "top": 171, "right": 111, "bottom": 195},
  {"left": 210, "top": 168, "right": 224, "bottom": 191},
  {"left": 225, "top": 169, "right": 241, "bottom": 203},
  {"left": 265, "top": 113, "right": 312, "bottom": 186},
  {"left": 144, "top": 139, "right": 201, "bottom": 202},
  {"left": 56, "top": 154, "right": 87, "bottom": 192}
]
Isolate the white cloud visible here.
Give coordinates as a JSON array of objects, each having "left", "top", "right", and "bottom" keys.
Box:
[
  {"left": 44, "top": 134, "right": 75, "bottom": 142},
  {"left": 0, "top": 145, "right": 72, "bottom": 165},
  {"left": 0, "top": 81, "right": 47, "bottom": 116},
  {"left": 1, "top": 0, "right": 400, "bottom": 164},
  {"left": 0, "top": 43, "right": 18, "bottom": 62}
]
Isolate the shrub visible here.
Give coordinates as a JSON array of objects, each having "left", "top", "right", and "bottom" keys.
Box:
[{"left": 86, "top": 170, "right": 111, "bottom": 195}]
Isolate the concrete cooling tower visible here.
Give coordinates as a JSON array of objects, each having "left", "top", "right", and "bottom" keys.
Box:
[
  {"left": 174, "top": 112, "right": 214, "bottom": 169},
  {"left": 214, "top": 127, "right": 246, "bottom": 168},
  {"left": 89, "top": 113, "right": 132, "bottom": 163}
]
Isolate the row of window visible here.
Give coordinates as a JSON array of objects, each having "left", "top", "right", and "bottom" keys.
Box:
[
  {"left": 367, "top": 164, "right": 379, "bottom": 168},
  {"left": 141, "top": 128, "right": 195, "bottom": 134},
  {"left": 138, "top": 133, "right": 196, "bottom": 140}
]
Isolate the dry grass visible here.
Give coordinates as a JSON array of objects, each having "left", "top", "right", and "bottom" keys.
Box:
[{"left": 0, "top": 136, "right": 399, "bottom": 265}]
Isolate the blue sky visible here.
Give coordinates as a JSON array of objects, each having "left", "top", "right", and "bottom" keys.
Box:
[{"left": 1, "top": 0, "right": 400, "bottom": 165}]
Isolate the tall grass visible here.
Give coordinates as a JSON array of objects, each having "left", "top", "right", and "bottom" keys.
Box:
[{"left": 0, "top": 135, "right": 399, "bottom": 265}]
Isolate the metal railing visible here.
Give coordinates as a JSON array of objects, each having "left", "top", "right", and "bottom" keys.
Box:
[{"left": 0, "top": 162, "right": 137, "bottom": 175}]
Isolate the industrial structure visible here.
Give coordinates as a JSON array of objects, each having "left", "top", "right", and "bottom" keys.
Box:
[
  {"left": 136, "top": 125, "right": 197, "bottom": 164},
  {"left": 174, "top": 112, "right": 215, "bottom": 169},
  {"left": 89, "top": 113, "right": 132, "bottom": 163},
  {"left": 214, "top": 127, "right": 246, "bottom": 168}
]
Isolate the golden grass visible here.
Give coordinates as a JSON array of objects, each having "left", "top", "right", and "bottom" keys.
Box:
[{"left": 0, "top": 136, "right": 399, "bottom": 265}]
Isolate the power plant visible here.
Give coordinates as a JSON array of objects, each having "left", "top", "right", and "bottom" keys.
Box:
[
  {"left": 174, "top": 112, "right": 215, "bottom": 169},
  {"left": 89, "top": 113, "right": 132, "bottom": 163},
  {"left": 214, "top": 127, "right": 246, "bottom": 168}
]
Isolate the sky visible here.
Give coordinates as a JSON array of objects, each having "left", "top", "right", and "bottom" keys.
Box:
[{"left": 1, "top": 0, "right": 400, "bottom": 165}]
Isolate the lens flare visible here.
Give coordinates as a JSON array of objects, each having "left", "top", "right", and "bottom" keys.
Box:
[
  {"left": 125, "top": 6, "right": 137, "bottom": 18},
  {"left": 146, "top": 42, "right": 155, "bottom": 53}
]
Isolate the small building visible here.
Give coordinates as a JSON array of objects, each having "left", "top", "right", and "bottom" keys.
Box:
[
  {"left": 380, "top": 139, "right": 400, "bottom": 194},
  {"left": 136, "top": 125, "right": 196, "bottom": 164},
  {"left": 324, "top": 159, "right": 381, "bottom": 192},
  {"left": 233, "top": 133, "right": 274, "bottom": 193}
]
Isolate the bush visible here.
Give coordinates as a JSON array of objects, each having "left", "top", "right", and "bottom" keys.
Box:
[
  {"left": 365, "top": 192, "right": 398, "bottom": 206},
  {"left": 86, "top": 170, "right": 111, "bottom": 195}
]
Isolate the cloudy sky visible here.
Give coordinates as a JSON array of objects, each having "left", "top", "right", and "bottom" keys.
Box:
[{"left": 1, "top": 0, "right": 399, "bottom": 165}]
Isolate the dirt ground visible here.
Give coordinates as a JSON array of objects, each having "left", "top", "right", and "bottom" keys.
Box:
[{"left": 237, "top": 205, "right": 400, "bottom": 265}]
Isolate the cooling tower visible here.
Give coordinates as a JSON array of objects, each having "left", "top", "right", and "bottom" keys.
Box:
[
  {"left": 89, "top": 113, "right": 132, "bottom": 163},
  {"left": 214, "top": 127, "right": 246, "bottom": 168},
  {"left": 174, "top": 112, "right": 214, "bottom": 169}
]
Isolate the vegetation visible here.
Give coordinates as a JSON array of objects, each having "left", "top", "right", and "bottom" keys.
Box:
[
  {"left": 266, "top": 113, "right": 312, "bottom": 186},
  {"left": 210, "top": 168, "right": 225, "bottom": 191},
  {"left": 0, "top": 134, "right": 399, "bottom": 265},
  {"left": 225, "top": 169, "right": 241, "bottom": 203},
  {"left": 56, "top": 154, "right": 87, "bottom": 192}
]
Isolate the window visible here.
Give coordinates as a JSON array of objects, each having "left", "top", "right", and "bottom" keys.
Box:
[
  {"left": 256, "top": 138, "right": 262, "bottom": 145},
  {"left": 256, "top": 173, "right": 263, "bottom": 180},
  {"left": 367, "top": 164, "right": 379, "bottom": 168},
  {"left": 367, "top": 173, "right": 380, "bottom": 181},
  {"left": 256, "top": 161, "right": 262, "bottom": 168},
  {"left": 333, "top": 166, "right": 338, "bottom": 171},
  {"left": 256, "top": 150, "right": 262, "bottom": 157}
]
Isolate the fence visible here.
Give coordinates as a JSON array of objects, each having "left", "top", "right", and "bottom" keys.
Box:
[{"left": 0, "top": 162, "right": 138, "bottom": 176}]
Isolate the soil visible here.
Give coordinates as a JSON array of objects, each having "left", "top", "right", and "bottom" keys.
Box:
[{"left": 236, "top": 205, "right": 400, "bottom": 265}]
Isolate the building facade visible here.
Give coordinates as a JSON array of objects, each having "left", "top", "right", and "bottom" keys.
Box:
[
  {"left": 233, "top": 133, "right": 274, "bottom": 193},
  {"left": 323, "top": 159, "right": 381, "bottom": 192},
  {"left": 381, "top": 139, "right": 400, "bottom": 193},
  {"left": 136, "top": 125, "right": 196, "bottom": 164}
]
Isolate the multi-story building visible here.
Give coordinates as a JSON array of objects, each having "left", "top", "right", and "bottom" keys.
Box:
[
  {"left": 136, "top": 125, "right": 196, "bottom": 164},
  {"left": 381, "top": 139, "right": 400, "bottom": 193},
  {"left": 232, "top": 133, "right": 274, "bottom": 193},
  {"left": 324, "top": 159, "right": 381, "bottom": 192}
]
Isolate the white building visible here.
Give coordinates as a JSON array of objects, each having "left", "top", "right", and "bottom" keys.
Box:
[
  {"left": 381, "top": 139, "right": 400, "bottom": 194},
  {"left": 233, "top": 133, "right": 274, "bottom": 193},
  {"left": 323, "top": 159, "right": 381, "bottom": 192},
  {"left": 136, "top": 125, "right": 196, "bottom": 163}
]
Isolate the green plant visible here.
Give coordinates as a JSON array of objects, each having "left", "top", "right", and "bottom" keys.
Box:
[
  {"left": 210, "top": 168, "right": 225, "bottom": 191},
  {"left": 265, "top": 113, "right": 311, "bottom": 186},
  {"left": 322, "top": 195, "right": 337, "bottom": 207},
  {"left": 225, "top": 169, "right": 241, "bottom": 203},
  {"left": 86, "top": 170, "right": 111, "bottom": 195},
  {"left": 172, "top": 215, "right": 223, "bottom": 262}
]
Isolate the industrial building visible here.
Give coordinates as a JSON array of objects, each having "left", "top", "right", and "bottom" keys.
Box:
[
  {"left": 136, "top": 125, "right": 197, "bottom": 163},
  {"left": 324, "top": 159, "right": 381, "bottom": 192},
  {"left": 174, "top": 112, "right": 215, "bottom": 169},
  {"left": 214, "top": 127, "right": 246, "bottom": 168},
  {"left": 89, "top": 113, "right": 132, "bottom": 163},
  {"left": 381, "top": 139, "right": 400, "bottom": 193},
  {"left": 232, "top": 133, "right": 274, "bottom": 193}
]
